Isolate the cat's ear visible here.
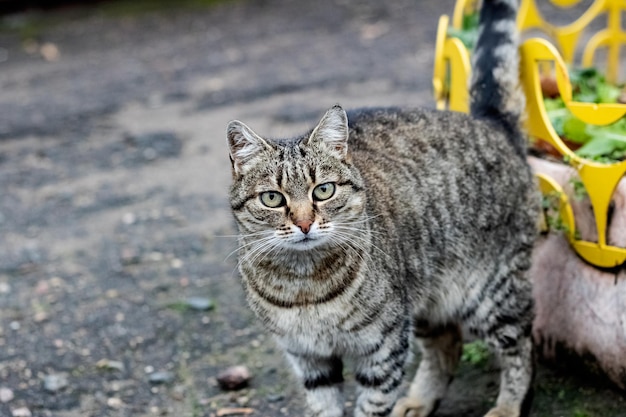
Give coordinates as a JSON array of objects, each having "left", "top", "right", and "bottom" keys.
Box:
[
  {"left": 307, "top": 105, "right": 349, "bottom": 159},
  {"left": 227, "top": 120, "right": 272, "bottom": 176}
]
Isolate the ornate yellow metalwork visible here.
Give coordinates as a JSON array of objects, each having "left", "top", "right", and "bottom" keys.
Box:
[{"left": 433, "top": 0, "right": 626, "bottom": 268}]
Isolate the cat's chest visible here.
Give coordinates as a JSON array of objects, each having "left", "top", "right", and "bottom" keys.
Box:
[{"left": 270, "top": 304, "right": 377, "bottom": 356}]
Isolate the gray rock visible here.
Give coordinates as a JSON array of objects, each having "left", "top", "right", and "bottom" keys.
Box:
[
  {"left": 43, "top": 373, "right": 69, "bottom": 393},
  {"left": 0, "top": 387, "right": 14, "bottom": 403},
  {"left": 184, "top": 297, "right": 214, "bottom": 311},
  {"left": 148, "top": 371, "right": 174, "bottom": 384}
]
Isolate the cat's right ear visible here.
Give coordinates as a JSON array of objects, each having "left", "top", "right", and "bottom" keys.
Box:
[
  {"left": 307, "top": 105, "right": 349, "bottom": 160},
  {"left": 227, "top": 120, "right": 272, "bottom": 177}
]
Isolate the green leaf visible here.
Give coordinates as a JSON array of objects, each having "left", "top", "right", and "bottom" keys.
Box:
[
  {"left": 597, "top": 82, "right": 621, "bottom": 104},
  {"left": 462, "top": 11, "right": 480, "bottom": 31},
  {"left": 575, "top": 134, "right": 626, "bottom": 160},
  {"left": 447, "top": 27, "right": 478, "bottom": 50},
  {"left": 562, "top": 116, "right": 591, "bottom": 144}
]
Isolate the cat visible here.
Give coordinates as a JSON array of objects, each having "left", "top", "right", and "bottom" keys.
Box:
[{"left": 226, "top": 0, "right": 539, "bottom": 416}]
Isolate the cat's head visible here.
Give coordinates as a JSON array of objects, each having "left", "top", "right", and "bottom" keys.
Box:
[{"left": 227, "top": 105, "right": 366, "bottom": 253}]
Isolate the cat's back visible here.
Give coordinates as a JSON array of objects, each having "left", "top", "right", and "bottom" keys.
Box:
[
  {"left": 346, "top": 106, "right": 532, "bottom": 191},
  {"left": 345, "top": 106, "right": 538, "bottom": 261},
  {"left": 346, "top": 106, "right": 521, "bottom": 163}
]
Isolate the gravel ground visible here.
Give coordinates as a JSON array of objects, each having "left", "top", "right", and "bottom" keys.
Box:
[{"left": 0, "top": 1, "right": 625, "bottom": 416}]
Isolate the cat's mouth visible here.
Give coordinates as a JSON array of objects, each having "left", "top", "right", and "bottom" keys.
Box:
[{"left": 290, "top": 235, "right": 323, "bottom": 250}]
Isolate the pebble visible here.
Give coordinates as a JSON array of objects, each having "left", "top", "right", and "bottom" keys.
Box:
[
  {"left": 0, "top": 387, "right": 14, "bottom": 402},
  {"left": 96, "top": 359, "right": 125, "bottom": 372},
  {"left": 122, "top": 212, "right": 136, "bottom": 225},
  {"left": 148, "top": 371, "right": 174, "bottom": 384},
  {"left": 171, "top": 385, "right": 185, "bottom": 401},
  {"left": 0, "top": 282, "right": 10, "bottom": 294},
  {"left": 266, "top": 394, "right": 284, "bottom": 403},
  {"left": 40, "top": 42, "right": 60, "bottom": 62},
  {"left": 217, "top": 366, "right": 251, "bottom": 391},
  {"left": 107, "top": 397, "right": 123, "bottom": 409},
  {"left": 120, "top": 248, "right": 140, "bottom": 265},
  {"left": 11, "top": 407, "right": 32, "bottom": 417},
  {"left": 43, "top": 373, "right": 69, "bottom": 392},
  {"left": 184, "top": 297, "right": 214, "bottom": 311}
]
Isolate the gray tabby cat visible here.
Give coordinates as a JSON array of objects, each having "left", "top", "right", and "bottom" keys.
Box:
[{"left": 226, "top": 0, "right": 539, "bottom": 416}]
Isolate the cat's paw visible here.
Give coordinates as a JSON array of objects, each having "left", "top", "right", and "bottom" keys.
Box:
[
  {"left": 391, "top": 397, "right": 431, "bottom": 417},
  {"left": 483, "top": 405, "right": 519, "bottom": 417}
]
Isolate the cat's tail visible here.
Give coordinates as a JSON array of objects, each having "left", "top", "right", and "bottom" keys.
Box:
[{"left": 469, "top": 0, "right": 526, "bottom": 156}]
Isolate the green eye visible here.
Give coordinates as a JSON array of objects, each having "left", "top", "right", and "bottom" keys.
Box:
[
  {"left": 260, "top": 191, "right": 286, "bottom": 208},
  {"left": 313, "top": 182, "right": 336, "bottom": 201}
]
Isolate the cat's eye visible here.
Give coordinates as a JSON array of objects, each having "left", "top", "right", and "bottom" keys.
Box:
[
  {"left": 259, "top": 191, "right": 286, "bottom": 208},
  {"left": 313, "top": 182, "right": 336, "bottom": 201}
]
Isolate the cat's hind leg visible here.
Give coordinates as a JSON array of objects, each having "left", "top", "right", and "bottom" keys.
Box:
[
  {"left": 463, "top": 270, "right": 535, "bottom": 417},
  {"left": 392, "top": 322, "right": 462, "bottom": 417},
  {"left": 482, "top": 336, "right": 534, "bottom": 417}
]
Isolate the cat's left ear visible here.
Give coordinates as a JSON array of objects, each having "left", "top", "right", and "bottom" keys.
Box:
[{"left": 307, "top": 105, "right": 349, "bottom": 159}]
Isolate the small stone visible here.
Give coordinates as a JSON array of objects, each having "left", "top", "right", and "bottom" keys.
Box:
[
  {"left": 107, "top": 397, "right": 123, "bottom": 409},
  {"left": 0, "top": 282, "right": 10, "bottom": 294},
  {"left": 33, "top": 312, "right": 48, "bottom": 323},
  {"left": 170, "top": 258, "right": 183, "bottom": 269},
  {"left": 184, "top": 297, "right": 214, "bottom": 311},
  {"left": 40, "top": 42, "right": 60, "bottom": 62},
  {"left": 9, "top": 322, "right": 20, "bottom": 331},
  {"left": 122, "top": 212, "right": 136, "bottom": 225},
  {"left": 12, "top": 407, "right": 32, "bottom": 417},
  {"left": 120, "top": 248, "right": 140, "bottom": 266},
  {"left": 217, "top": 366, "right": 251, "bottom": 391},
  {"left": 43, "top": 373, "right": 69, "bottom": 392},
  {"left": 171, "top": 385, "right": 185, "bottom": 401},
  {"left": 148, "top": 371, "right": 174, "bottom": 384},
  {"left": 148, "top": 252, "right": 163, "bottom": 262},
  {"left": 96, "top": 359, "right": 125, "bottom": 372},
  {"left": 0, "top": 387, "right": 14, "bottom": 403},
  {"left": 266, "top": 394, "right": 284, "bottom": 403}
]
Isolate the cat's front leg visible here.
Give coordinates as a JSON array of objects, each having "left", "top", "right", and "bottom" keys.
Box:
[
  {"left": 285, "top": 351, "right": 345, "bottom": 417},
  {"left": 353, "top": 319, "right": 411, "bottom": 417}
]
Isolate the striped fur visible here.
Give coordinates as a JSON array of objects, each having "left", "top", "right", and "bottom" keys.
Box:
[{"left": 227, "top": 1, "right": 538, "bottom": 416}]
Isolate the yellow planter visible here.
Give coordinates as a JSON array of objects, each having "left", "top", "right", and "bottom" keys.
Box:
[{"left": 433, "top": 0, "right": 626, "bottom": 268}]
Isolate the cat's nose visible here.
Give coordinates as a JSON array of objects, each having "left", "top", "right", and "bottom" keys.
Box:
[{"left": 295, "top": 219, "right": 313, "bottom": 234}]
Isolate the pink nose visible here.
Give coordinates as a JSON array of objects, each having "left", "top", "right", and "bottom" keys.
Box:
[{"left": 295, "top": 219, "right": 313, "bottom": 234}]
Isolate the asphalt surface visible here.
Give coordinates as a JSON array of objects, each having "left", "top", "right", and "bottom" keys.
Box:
[{"left": 1, "top": 1, "right": 625, "bottom": 417}]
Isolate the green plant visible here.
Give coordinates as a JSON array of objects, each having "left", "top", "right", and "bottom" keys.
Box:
[
  {"left": 569, "top": 177, "right": 588, "bottom": 201},
  {"left": 461, "top": 340, "right": 490, "bottom": 367},
  {"left": 541, "top": 191, "right": 570, "bottom": 234},
  {"left": 447, "top": 11, "right": 480, "bottom": 50},
  {"left": 543, "top": 68, "right": 626, "bottom": 163}
]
